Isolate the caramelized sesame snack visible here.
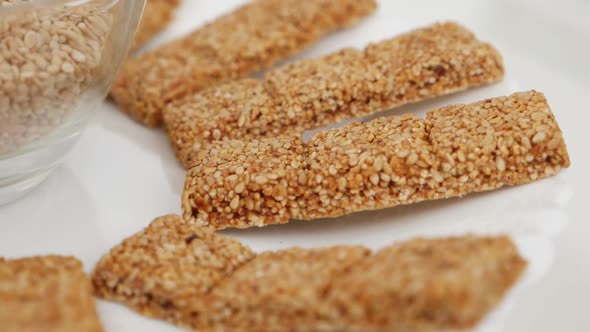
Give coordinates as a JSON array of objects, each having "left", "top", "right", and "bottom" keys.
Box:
[
  {"left": 182, "top": 91, "right": 570, "bottom": 229},
  {"left": 165, "top": 22, "right": 505, "bottom": 168},
  {"left": 206, "top": 246, "right": 371, "bottom": 331},
  {"left": 131, "top": 0, "right": 180, "bottom": 50},
  {"left": 112, "top": 0, "right": 377, "bottom": 127},
  {"left": 92, "top": 215, "right": 255, "bottom": 326},
  {"left": 93, "top": 227, "right": 526, "bottom": 332},
  {"left": 0, "top": 256, "right": 103, "bottom": 332},
  {"left": 324, "top": 235, "right": 527, "bottom": 332}
]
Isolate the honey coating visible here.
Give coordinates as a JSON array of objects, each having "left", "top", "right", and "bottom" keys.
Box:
[
  {"left": 165, "top": 22, "right": 505, "bottom": 168},
  {"left": 93, "top": 224, "right": 526, "bottom": 332},
  {"left": 112, "top": 0, "right": 377, "bottom": 126},
  {"left": 182, "top": 91, "right": 570, "bottom": 230},
  {"left": 0, "top": 256, "right": 103, "bottom": 332}
]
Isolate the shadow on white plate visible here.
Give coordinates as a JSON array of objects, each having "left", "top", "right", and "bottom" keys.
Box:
[
  {"left": 0, "top": 166, "right": 102, "bottom": 264},
  {"left": 95, "top": 101, "right": 186, "bottom": 196}
]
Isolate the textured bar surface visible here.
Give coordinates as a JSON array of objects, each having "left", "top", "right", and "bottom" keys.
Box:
[
  {"left": 93, "top": 228, "right": 526, "bottom": 332},
  {"left": 324, "top": 236, "right": 527, "bottom": 331},
  {"left": 165, "top": 22, "right": 505, "bottom": 168},
  {"left": 112, "top": 0, "right": 377, "bottom": 126},
  {"left": 131, "top": 0, "right": 180, "bottom": 50},
  {"left": 182, "top": 91, "right": 570, "bottom": 230},
  {"left": 92, "top": 215, "right": 255, "bottom": 325},
  {"left": 206, "top": 246, "right": 371, "bottom": 331},
  {"left": 183, "top": 136, "right": 308, "bottom": 228},
  {"left": 0, "top": 256, "right": 103, "bottom": 332}
]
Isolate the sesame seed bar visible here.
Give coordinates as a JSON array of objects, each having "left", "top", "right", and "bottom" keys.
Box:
[
  {"left": 323, "top": 235, "right": 527, "bottom": 332},
  {"left": 91, "top": 215, "right": 255, "bottom": 327},
  {"left": 182, "top": 91, "right": 570, "bottom": 229},
  {"left": 131, "top": 0, "right": 180, "bottom": 50},
  {"left": 0, "top": 256, "right": 103, "bottom": 332},
  {"left": 165, "top": 22, "right": 505, "bottom": 168},
  {"left": 93, "top": 225, "right": 526, "bottom": 332},
  {"left": 112, "top": 0, "right": 377, "bottom": 127},
  {"left": 183, "top": 135, "right": 308, "bottom": 228},
  {"left": 205, "top": 246, "right": 371, "bottom": 331},
  {"left": 208, "top": 235, "right": 526, "bottom": 332}
]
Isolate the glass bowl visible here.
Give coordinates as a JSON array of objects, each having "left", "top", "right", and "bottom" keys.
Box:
[{"left": 0, "top": 0, "right": 145, "bottom": 204}]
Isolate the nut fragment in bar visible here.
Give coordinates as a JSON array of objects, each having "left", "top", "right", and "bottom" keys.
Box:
[
  {"left": 165, "top": 21, "right": 505, "bottom": 168},
  {"left": 182, "top": 91, "right": 570, "bottom": 230},
  {"left": 93, "top": 221, "right": 526, "bottom": 332},
  {"left": 0, "top": 256, "right": 103, "bottom": 332},
  {"left": 112, "top": 0, "right": 378, "bottom": 127}
]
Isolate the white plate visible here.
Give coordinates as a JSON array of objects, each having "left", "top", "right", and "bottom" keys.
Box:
[{"left": 1, "top": 1, "right": 588, "bottom": 331}]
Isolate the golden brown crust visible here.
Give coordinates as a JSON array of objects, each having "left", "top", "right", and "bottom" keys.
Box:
[
  {"left": 112, "top": 0, "right": 378, "bottom": 127},
  {"left": 206, "top": 246, "right": 371, "bottom": 332},
  {"left": 326, "top": 236, "right": 527, "bottom": 332},
  {"left": 0, "top": 256, "right": 103, "bottom": 332},
  {"left": 91, "top": 215, "right": 255, "bottom": 324},
  {"left": 182, "top": 91, "right": 570, "bottom": 230},
  {"left": 92, "top": 228, "right": 526, "bottom": 332},
  {"left": 164, "top": 22, "right": 505, "bottom": 167},
  {"left": 131, "top": 0, "right": 180, "bottom": 50}
]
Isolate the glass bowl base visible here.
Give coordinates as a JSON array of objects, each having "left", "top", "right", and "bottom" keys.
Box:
[{"left": 0, "top": 167, "right": 55, "bottom": 206}]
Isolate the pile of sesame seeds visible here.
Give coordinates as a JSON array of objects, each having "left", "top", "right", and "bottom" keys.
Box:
[{"left": 0, "top": 0, "right": 112, "bottom": 155}]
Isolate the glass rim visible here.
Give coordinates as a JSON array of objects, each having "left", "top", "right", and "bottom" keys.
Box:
[{"left": 0, "top": 0, "right": 129, "bottom": 11}]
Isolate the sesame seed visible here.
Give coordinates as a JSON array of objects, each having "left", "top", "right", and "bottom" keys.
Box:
[
  {"left": 235, "top": 183, "right": 245, "bottom": 194},
  {"left": 407, "top": 153, "right": 419, "bottom": 165},
  {"left": 255, "top": 175, "right": 268, "bottom": 185},
  {"left": 496, "top": 157, "right": 506, "bottom": 172},
  {"left": 230, "top": 196, "right": 240, "bottom": 210},
  {"left": 329, "top": 165, "right": 338, "bottom": 175}
]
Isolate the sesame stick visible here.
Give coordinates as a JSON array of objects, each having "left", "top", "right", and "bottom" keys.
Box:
[
  {"left": 165, "top": 22, "right": 505, "bottom": 168},
  {"left": 91, "top": 215, "right": 255, "bottom": 326},
  {"left": 0, "top": 256, "right": 103, "bottom": 332},
  {"left": 182, "top": 91, "right": 570, "bottom": 230},
  {"left": 92, "top": 221, "right": 526, "bottom": 332},
  {"left": 111, "top": 0, "right": 378, "bottom": 127},
  {"left": 323, "top": 235, "right": 527, "bottom": 332}
]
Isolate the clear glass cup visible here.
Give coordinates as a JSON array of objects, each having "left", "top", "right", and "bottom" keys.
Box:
[{"left": 0, "top": 0, "right": 145, "bottom": 204}]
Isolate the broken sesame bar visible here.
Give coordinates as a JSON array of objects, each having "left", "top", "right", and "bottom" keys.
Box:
[
  {"left": 91, "top": 214, "right": 255, "bottom": 327},
  {"left": 93, "top": 226, "right": 526, "bottom": 332},
  {"left": 111, "top": 0, "right": 377, "bottom": 127},
  {"left": 0, "top": 256, "right": 103, "bottom": 332},
  {"left": 165, "top": 21, "right": 505, "bottom": 168},
  {"left": 182, "top": 91, "right": 570, "bottom": 229},
  {"left": 131, "top": 0, "right": 180, "bottom": 50}
]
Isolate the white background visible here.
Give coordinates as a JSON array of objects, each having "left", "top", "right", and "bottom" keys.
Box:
[{"left": 1, "top": 0, "right": 589, "bottom": 331}]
